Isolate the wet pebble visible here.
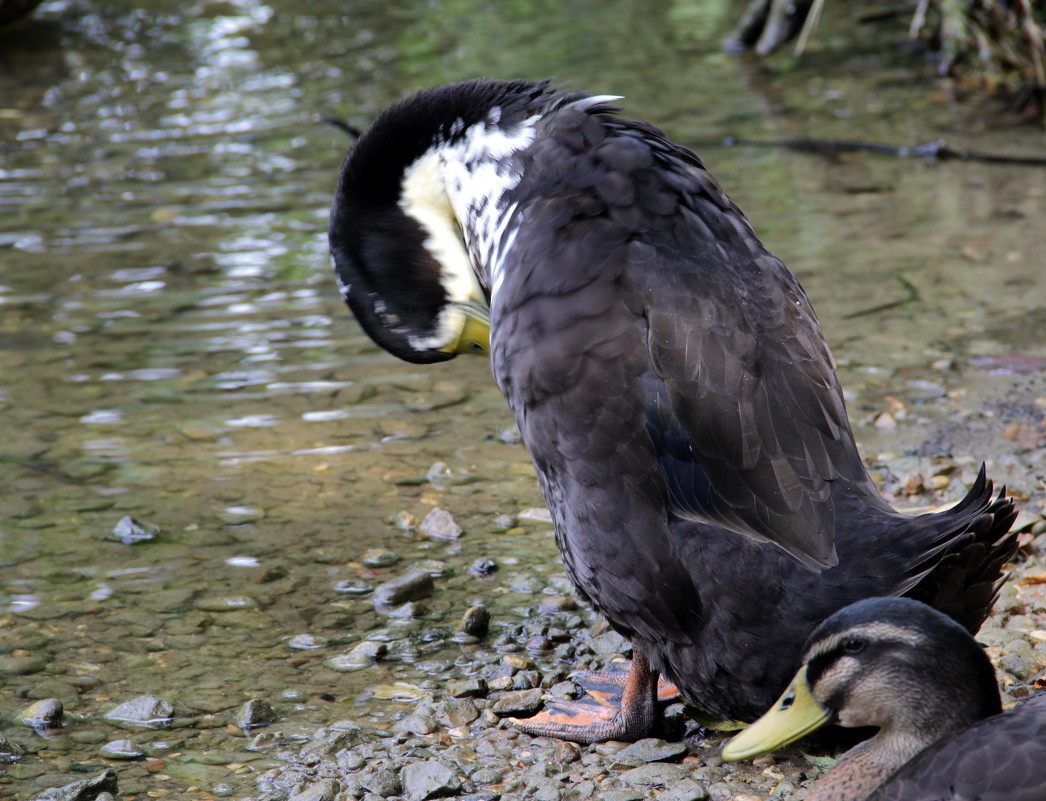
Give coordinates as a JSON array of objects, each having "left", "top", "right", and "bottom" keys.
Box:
[
  {"left": 20, "top": 698, "right": 63, "bottom": 729},
  {"left": 373, "top": 569, "right": 434, "bottom": 608},
  {"left": 299, "top": 724, "right": 364, "bottom": 757},
  {"left": 490, "top": 688, "right": 544, "bottom": 716},
  {"left": 0, "top": 655, "right": 46, "bottom": 675},
  {"left": 288, "top": 633, "right": 329, "bottom": 650},
  {"left": 657, "top": 783, "right": 710, "bottom": 801},
  {"left": 618, "top": 761, "right": 688, "bottom": 787},
  {"left": 401, "top": 759, "right": 463, "bottom": 801},
  {"left": 468, "top": 558, "right": 498, "bottom": 575},
  {"left": 194, "top": 595, "right": 261, "bottom": 612},
  {"left": 589, "top": 630, "right": 631, "bottom": 657},
  {"left": 538, "top": 595, "right": 578, "bottom": 612},
  {"left": 288, "top": 778, "right": 338, "bottom": 801},
  {"left": 104, "top": 695, "right": 174, "bottom": 729},
  {"left": 217, "top": 506, "right": 265, "bottom": 524},
  {"left": 0, "top": 730, "right": 24, "bottom": 759},
  {"left": 35, "top": 768, "right": 118, "bottom": 801},
  {"left": 327, "top": 641, "right": 386, "bottom": 671},
  {"left": 99, "top": 739, "right": 144, "bottom": 760},
  {"left": 446, "top": 678, "right": 487, "bottom": 698},
  {"left": 610, "top": 738, "right": 689, "bottom": 768},
  {"left": 104, "top": 515, "right": 160, "bottom": 544},
  {"left": 380, "top": 600, "right": 427, "bottom": 618},
  {"left": 361, "top": 547, "right": 402, "bottom": 568},
  {"left": 456, "top": 605, "right": 490, "bottom": 637},
  {"left": 360, "top": 765, "right": 402, "bottom": 797},
  {"left": 426, "top": 460, "right": 474, "bottom": 490},
  {"left": 237, "top": 698, "right": 277, "bottom": 730},
  {"left": 440, "top": 698, "right": 480, "bottom": 728},
  {"left": 393, "top": 711, "right": 439, "bottom": 736},
  {"left": 418, "top": 507, "right": 463, "bottom": 540}
]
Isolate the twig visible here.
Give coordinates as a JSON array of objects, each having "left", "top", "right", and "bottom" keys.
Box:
[
  {"left": 316, "top": 113, "right": 362, "bottom": 140},
  {"left": 713, "top": 136, "right": 1046, "bottom": 166}
]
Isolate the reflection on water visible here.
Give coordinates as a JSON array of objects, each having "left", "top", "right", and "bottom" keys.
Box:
[{"left": 1, "top": 0, "right": 1044, "bottom": 798}]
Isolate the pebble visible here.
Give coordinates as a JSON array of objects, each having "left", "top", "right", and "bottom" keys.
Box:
[
  {"left": 288, "top": 778, "right": 338, "bottom": 801},
  {"left": 426, "top": 460, "right": 473, "bottom": 490},
  {"left": 104, "top": 515, "right": 160, "bottom": 544},
  {"left": 373, "top": 569, "right": 434, "bottom": 608},
  {"left": 618, "top": 762, "right": 688, "bottom": 787},
  {"left": 468, "top": 558, "right": 498, "bottom": 575},
  {"left": 194, "top": 595, "right": 261, "bottom": 611},
  {"left": 490, "top": 688, "right": 544, "bottom": 716},
  {"left": 456, "top": 605, "right": 490, "bottom": 636},
  {"left": 446, "top": 678, "right": 488, "bottom": 698},
  {"left": 20, "top": 698, "right": 63, "bottom": 729},
  {"left": 361, "top": 547, "right": 402, "bottom": 568},
  {"left": 327, "top": 641, "right": 386, "bottom": 671},
  {"left": 0, "top": 730, "right": 24, "bottom": 759},
  {"left": 440, "top": 698, "right": 479, "bottom": 727},
  {"left": 99, "top": 739, "right": 144, "bottom": 759},
  {"left": 0, "top": 655, "right": 46, "bottom": 675},
  {"left": 104, "top": 695, "right": 174, "bottom": 729},
  {"left": 418, "top": 507, "right": 463, "bottom": 540},
  {"left": 657, "top": 780, "right": 710, "bottom": 801},
  {"left": 401, "top": 759, "right": 462, "bottom": 801},
  {"left": 610, "top": 738, "right": 689, "bottom": 768},
  {"left": 237, "top": 698, "right": 276, "bottom": 730},
  {"left": 34, "top": 768, "right": 118, "bottom": 801},
  {"left": 288, "top": 633, "right": 328, "bottom": 650},
  {"left": 360, "top": 766, "right": 402, "bottom": 796}
]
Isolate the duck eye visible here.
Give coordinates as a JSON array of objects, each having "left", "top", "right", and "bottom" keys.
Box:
[
  {"left": 843, "top": 637, "right": 865, "bottom": 654},
  {"left": 468, "top": 341, "right": 488, "bottom": 354}
]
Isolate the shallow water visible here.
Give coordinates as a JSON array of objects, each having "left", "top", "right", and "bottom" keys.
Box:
[{"left": 1, "top": 1, "right": 1045, "bottom": 798}]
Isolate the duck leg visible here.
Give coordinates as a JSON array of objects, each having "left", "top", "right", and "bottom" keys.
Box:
[{"left": 508, "top": 651, "right": 673, "bottom": 743}]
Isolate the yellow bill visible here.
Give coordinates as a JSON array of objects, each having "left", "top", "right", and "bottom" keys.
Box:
[
  {"left": 440, "top": 298, "right": 491, "bottom": 356},
  {"left": 721, "top": 666, "right": 833, "bottom": 761}
]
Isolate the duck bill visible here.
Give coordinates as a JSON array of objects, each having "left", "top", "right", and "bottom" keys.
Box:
[
  {"left": 439, "top": 298, "right": 491, "bottom": 356},
  {"left": 721, "top": 666, "right": 833, "bottom": 761}
]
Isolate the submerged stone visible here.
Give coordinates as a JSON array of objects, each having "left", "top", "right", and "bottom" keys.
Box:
[
  {"left": 456, "top": 605, "right": 490, "bottom": 637},
  {"left": 418, "top": 507, "right": 463, "bottom": 540},
  {"left": 105, "top": 515, "right": 160, "bottom": 545},
  {"left": 99, "top": 739, "right": 144, "bottom": 760},
  {"left": 327, "top": 641, "right": 386, "bottom": 671},
  {"left": 104, "top": 695, "right": 174, "bottom": 729},
  {"left": 361, "top": 547, "right": 402, "bottom": 567},
  {"left": 237, "top": 698, "right": 276, "bottom": 730},
  {"left": 20, "top": 698, "right": 63, "bottom": 730},
  {"left": 373, "top": 569, "right": 434, "bottom": 608},
  {"left": 34, "top": 768, "right": 117, "bottom": 801}
]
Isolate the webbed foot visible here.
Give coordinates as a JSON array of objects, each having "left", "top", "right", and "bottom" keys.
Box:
[{"left": 509, "top": 653, "right": 674, "bottom": 743}]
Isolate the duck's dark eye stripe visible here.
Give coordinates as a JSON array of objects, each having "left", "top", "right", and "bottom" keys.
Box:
[{"left": 805, "top": 650, "right": 834, "bottom": 688}]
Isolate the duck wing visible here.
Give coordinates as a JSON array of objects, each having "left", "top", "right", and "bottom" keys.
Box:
[
  {"left": 868, "top": 694, "right": 1046, "bottom": 801},
  {"left": 619, "top": 129, "right": 886, "bottom": 570}
]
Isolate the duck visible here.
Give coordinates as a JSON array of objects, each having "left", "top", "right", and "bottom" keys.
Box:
[
  {"left": 327, "top": 79, "right": 1018, "bottom": 742},
  {"left": 723, "top": 596, "right": 1046, "bottom": 800}
]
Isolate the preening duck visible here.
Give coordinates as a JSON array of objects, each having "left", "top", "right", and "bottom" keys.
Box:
[
  {"left": 723, "top": 596, "right": 1046, "bottom": 800},
  {"left": 328, "top": 79, "right": 1017, "bottom": 742}
]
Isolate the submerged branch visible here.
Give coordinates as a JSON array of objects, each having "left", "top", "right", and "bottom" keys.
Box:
[{"left": 714, "top": 136, "right": 1046, "bottom": 166}]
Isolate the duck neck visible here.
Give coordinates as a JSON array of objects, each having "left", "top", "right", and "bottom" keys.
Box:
[{"left": 805, "top": 729, "right": 928, "bottom": 801}]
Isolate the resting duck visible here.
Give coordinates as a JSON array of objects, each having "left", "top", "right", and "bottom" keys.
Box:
[
  {"left": 723, "top": 596, "right": 1046, "bottom": 800},
  {"left": 327, "top": 79, "right": 1017, "bottom": 742}
]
